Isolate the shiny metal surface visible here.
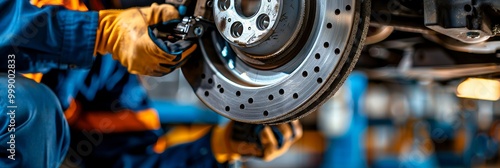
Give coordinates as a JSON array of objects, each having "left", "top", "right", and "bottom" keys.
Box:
[
  {"left": 214, "top": 0, "right": 280, "bottom": 46},
  {"left": 214, "top": 0, "right": 307, "bottom": 65},
  {"left": 182, "top": 0, "right": 370, "bottom": 124},
  {"left": 213, "top": 0, "right": 303, "bottom": 49}
]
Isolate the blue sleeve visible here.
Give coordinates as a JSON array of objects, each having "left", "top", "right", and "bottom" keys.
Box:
[{"left": 0, "top": 0, "right": 98, "bottom": 73}]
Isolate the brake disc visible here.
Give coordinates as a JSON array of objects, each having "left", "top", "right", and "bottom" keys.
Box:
[{"left": 182, "top": 0, "right": 371, "bottom": 124}]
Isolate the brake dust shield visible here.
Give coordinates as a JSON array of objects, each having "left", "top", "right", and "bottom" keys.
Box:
[{"left": 182, "top": 0, "right": 370, "bottom": 124}]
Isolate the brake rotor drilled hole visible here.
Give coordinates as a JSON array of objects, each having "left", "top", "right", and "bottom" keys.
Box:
[
  {"left": 217, "top": 84, "right": 222, "bottom": 88},
  {"left": 208, "top": 78, "right": 213, "bottom": 84},
  {"left": 268, "top": 95, "right": 274, "bottom": 100},
  {"left": 225, "top": 106, "right": 230, "bottom": 111},
  {"left": 231, "top": 22, "right": 244, "bottom": 38},
  {"left": 317, "top": 78, "right": 323, "bottom": 84},
  {"left": 464, "top": 4, "right": 472, "bottom": 12},
  {"left": 240, "top": 104, "right": 245, "bottom": 109},
  {"left": 324, "top": 42, "right": 329, "bottom": 48},
  {"left": 248, "top": 98, "right": 254, "bottom": 104},
  {"left": 327, "top": 23, "right": 332, "bottom": 29},
  {"left": 279, "top": 89, "right": 285, "bottom": 95},
  {"left": 219, "top": 88, "right": 225, "bottom": 93},
  {"left": 204, "top": 91, "right": 210, "bottom": 97},
  {"left": 293, "top": 93, "right": 299, "bottom": 99},
  {"left": 335, "top": 9, "right": 340, "bottom": 15},
  {"left": 302, "top": 71, "right": 308, "bottom": 77},
  {"left": 315, "top": 53, "right": 321, "bottom": 59},
  {"left": 236, "top": 91, "right": 241, "bottom": 96},
  {"left": 201, "top": 74, "right": 206, "bottom": 79},
  {"left": 314, "top": 66, "right": 320, "bottom": 73},
  {"left": 335, "top": 48, "right": 341, "bottom": 55},
  {"left": 218, "top": 0, "right": 231, "bottom": 11},
  {"left": 346, "top": 5, "right": 351, "bottom": 11},
  {"left": 263, "top": 111, "right": 269, "bottom": 116}
]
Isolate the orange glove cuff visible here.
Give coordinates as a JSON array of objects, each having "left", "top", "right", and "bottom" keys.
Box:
[{"left": 94, "top": 9, "right": 122, "bottom": 56}]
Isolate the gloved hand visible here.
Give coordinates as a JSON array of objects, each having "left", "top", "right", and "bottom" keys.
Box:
[
  {"left": 211, "top": 120, "right": 303, "bottom": 162},
  {"left": 94, "top": 3, "right": 196, "bottom": 76}
]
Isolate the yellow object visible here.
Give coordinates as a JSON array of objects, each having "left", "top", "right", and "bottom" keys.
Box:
[
  {"left": 211, "top": 123, "right": 241, "bottom": 163},
  {"left": 95, "top": 3, "right": 197, "bottom": 76},
  {"left": 22, "top": 73, "right": 44, "bottom": 83},
  {"left": 66, "top": 103, "right": 162, "bottom": 133},
  {"left": 31, "top": 0, "right": 88, "bottom": 11},
  {"left": 456, "top": 78, "right": 500, "bottom": 101},
  {"left": 153, "top": 125, "right": 212, "bottom": 154},
  {"left": 211, "top": 121, "right": 302, "bottom": 163}
]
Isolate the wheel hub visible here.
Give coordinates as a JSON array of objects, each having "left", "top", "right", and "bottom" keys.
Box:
[
  {"left": 214, "top": 0, "right": 308, "bottom": 68},
  {"left": 182, "top": 0, "right": 370, "bottom": 124}
]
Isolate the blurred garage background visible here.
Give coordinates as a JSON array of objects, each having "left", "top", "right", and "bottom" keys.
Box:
[{"left": 143, "top": 63, "right": 500, "bottom": 168}]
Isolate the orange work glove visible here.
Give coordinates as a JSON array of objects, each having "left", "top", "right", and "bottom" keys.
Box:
[
  {"left": 211, "top": 120, "right": 303, "bottom": 163},
  {"left": 94, "top": 3, "right": 197, "bottom": 76}
]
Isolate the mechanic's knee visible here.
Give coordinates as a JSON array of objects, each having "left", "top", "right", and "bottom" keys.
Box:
[
  {"left": 0, "top": 74, "right": 69, "bottom": 167},
  {"left": 0, "top": 74, "right": 62, "bottom": 125}
]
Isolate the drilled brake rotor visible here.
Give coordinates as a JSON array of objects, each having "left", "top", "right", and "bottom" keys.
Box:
[{"left": 182, "top": 0, "right": 371, "bottom": 124}]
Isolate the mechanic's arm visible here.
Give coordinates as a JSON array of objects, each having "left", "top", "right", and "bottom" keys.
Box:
[
  {"left": 0, "top": 0, "right": 97, "bottom": 72},
  {"left": 0, "top": 1, "right": 195, "bottom": 76}
]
